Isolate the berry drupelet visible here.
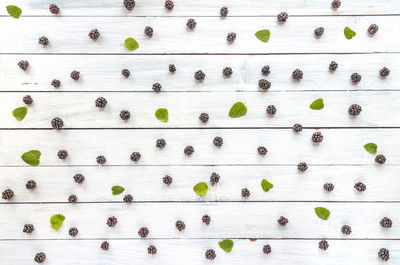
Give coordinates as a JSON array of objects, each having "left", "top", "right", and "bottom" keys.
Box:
[
  {"left": 165, "top": 0, "right": 174, "bottom": 10},
  {"left": 319, "top": 240, "right": 329, "bottom": 250},
  {"left": 311, "top": 132, "right": 324, "bottom": 143},
  {"left": 368, "top": 24, "right": 379, "bottom": 35},
  {"left": 378, "top": 248, "right": 390, "bottom": 261},
  {"left": 277, "top": 216, "right": 289, "bottom": 226},
  {"left": 123, "top": 0, "right": 135, "bottom": 10},
  {"left": 95, "top": 97, "right": 107, "bottom": 108},
  {"left": 205, "top": 249, "right": 216, "bottom": 260},
  {"left": 96, "top": 155, "right": 106, "bottom": 165},
  {"left": 258, "top": 79, "right": 271, "bottom": 90},
  {"left": 169, "top": 64, "right": 176, "bottom": 73},
  {"left": 123, "top": 194, "right": 133, "bottom": 203},
  {"left": 257, "top": 146, "right": 268, "bottom": 156},
  {"left": 175, "top": 220, "right": 186, "bottom": 231},
  {"left": 348, "top": 104, "right": 362, "bottom": 116},
  {"left": 380, "top": 67, "right": 390, "bottom": 77},
  {"left": 88, "top": 29, "right": 100, "bottom": 40},
  {"left": 38, "top": 36, "right": 49, "bottom": 46},
  {"left": 121, "top": 69, "right": 130, "bottom": 78},
  {"left": 73, "top": 174, "right": 85, "bottom": 184},
  {"left": 138, "top": 227, "right": 149, "bottom": 238},
  {"left": 227, "top": 32, "right": 236, "bottom": 44},
  {"left": 341, "top": 225, "right": 352, "bottom": 235},
  {"left": 297, "top": 162, "right": 308, "bottom": 172},
  {"left": 266, "top": 105, "right": 277, "bottom": 116},
  {"left": 223, "top": 67, "right": 233, "bottom": 77},
  {"left": 323, "top": 183, "right": 334, "bottom": 192},
  {"left": 375, "top": 154, "right": 386, "bottom": 164},
  {"left": 18, "top": 60, "right": 29, "bottom": 71},
  {"left": 194, "top": 70, "right": 206, "bottom": 81},
  {"left": 51, "top": 117, "right": 64, "bottom": 129},
  {"left": 210, "top": 172, "right": 220, "bottom": 185},
  {"left": 186, "top": 19, "right": 197, "bottom": 30},
  {"left": 144, "top": 26, "right": 153, "bottom": 38},
  {"left": 120, "top": 110, "right": 130, "bottom": 120},
  {"left": 163, "top": 175, "right": 173, "bottom": 185},
  {"left": 49, "top": 4, "right": 60, "bottom": 14},
  {"left": 156, "top": 138, "right": 166, "bottom": 148},
  {"left": 106, "top": 216, "right": 118, "bottom": 227},
  {"left": 213, "top": 136, "right": 223, "bottom": 147},
  {"left": 351, "top": 73, "right": 361, "bottom": 84},
  {"left": 220, "top": 6, "right": 228, "bottom": 17},
  {"left": 263, "top": 244, "right": 272, "bottom": 254},
  {"left": 380, "top": 217, "right": 392, "bottom": 228},
  {"left": 70, "top": 70, "right": 80, "bottom": 81},
  {"left": 202, "top": 215, "right": 211, "bottom": 225},
  {"left": 101, "top": 241, "right": 109, "bottom": 250},
  {"left": 23, "top": 224, "right": 35, "bottom": 234},
  {"left": 354, "top": 182, "right": 366, "bottom": 192},
  {"left": 25, "top": 180, "right": 37, "bottom": 190},
  {"left": 51, "top": 79, "right": 61, "bottom": 88},
  {"left": 329, "top": 61, "right": 338, "bottom": 71},
  {"left": 277, "top": 12, "right": 288, "bottom": 22},
  {"left": 314, "top": 27, "right": 324, "bottom": 37},
  {"left": 68, "top": 194, "right": 78, "bottom": 203},
  {"left": 199, "top": 112, "right": 209, "bottom": 123},
  {"left": 130, "top": 152, "right": 141, "bottom": 162},
  {"left": 23, "top": 95, "right": 33, "bottom": 105},
  {"left": 152, "top": 83, "right": 162, "bottom": 92},
  {"left": 148, "top": 245, "right": 157, "bottom": 255},
  {"left": 184, "top": 145, "right": 194, "bottom": 156},
  {"left": 293, "top": 123, "right": 303, "bottom": 132},
  {"left": 34, "top": 252, "right": 46, "bottom": 263},
  {"left": 292, "top": 69, "right": 303, "bottom": 80},
  {"left": 241, "top": 188, "right": 250, "bottom": 198},
  {"left": 331, "top": 0, "right": 341, "bottom": 8},
  {"left": 69, "top": 227, "right": 79, "bottom": 237},
  {"left": 57, "top": 149, "right": 68, "bottom": 159}
]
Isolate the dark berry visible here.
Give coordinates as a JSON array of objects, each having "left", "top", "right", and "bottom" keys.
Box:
[
  {"left": 354, "top": 182, "right": 366, "bottom": 192},
  {"left": 194, "top": 70, "right": 206, "bottom": 81},
  {"left": 380, "top": 67, "right": 390, "bottom": 77},
  {"left": 210, "top": 172, "right": 220, "bottom": 185},
  {"left": 165, "top": 0, "right": 174, "bottom": 10},
  {"left": 199, "top": 113, "right": 209, "bottom": 123},
  {"left": 223, "top": 67, "right": 233, "bottom": 77},
  {"left": 57, "top": 150, "right": 68, "bottom": 159},
  {"left": 175, "top": 220, "right": 185, "bottom": 231},
  {"left": 323, "top": 183, "right": 334, "bottom": 192},
  {"left": 123, "top": 0, "right": 135, "bottom": 10},
  {"left": 293, "top": 123, "right": 303, "bottom": 132},
  {"left": 375, "top": 154, "right": 386, "bottom": 164},
  {"left": 121, "top": 69, "right": 130, "bottom": 78},
  {"left": 258, "top": 79, "right": 271, "bottom": 90},
  {"left": 70, "top": 70, "right": 80, "bottom": 81},
  {"left": 147, "top": 245, "right": 157, "bottom": 254},
  {"left": 205, "top": 249, "right": 216, "bottom": 260},
  {"left": 34, "top": 252, "right": 46, "bottom": 263},
  {"left": 348, "top": 104, "right": 362, "bottom": 116},
  {"left": 130, "top": 152, "right": 141, "bottom": 162},
  {"left": 23, "top": 95, "right": 33, "bottom": 105},
  {"left": 96, "top": 155, "right": 106, "bottom": 165},
  {"left": 73, "top": 174, "right": 85, "bottom": 184},
  {"left": 266, "top": 105, "right": 277, "bottom": 115},
  {"left": 106, "top": 216, "right": 118, "bottom": 227},
  {"left": 213, "top": 136, "right": 223, "bottom": 147},
  {"left": 368, "top": 24, "right": 379, "bottom": 34},
  {"left": 241, "top": 188, "right": 250, "bottom": 198},
  {"left": 51, "top": 79, "right": 61, "bottom": 88},
  {"left": 184, "top": 145, "right": 194, "bottom": 156},
  {"left": 25, "top": 180, "right": 37, "bottom": 190},
  {"left": 18, "top": 60, "right": 29, "bottom": 71},
  {"left": 144, "top": 26, "right": 153, "bottom": 38},
  {"left": 314, "top": 27, "right": 324, "bottom": 37},
  {"left": 138, "top": 227, "right": 149, "bottom": 238},
  {"left": 95, "top": 97, "right": 107, "bottom": 108},
  {"left": 341, "top": 225, "right": 352, "bottom": 235},
  {"left": 319, "top": 240, "right": 329, "bottom": 250},
  {"left": 297, "top": 162, "right": 308, "bottom": 172},
  {"left": 123, "top": 194, "right": 133, "bottom": 203},
  {"left": 163, "top": 175, "right": 172, "bottom": 185},
  {"left": 23, "top": 224, "right": 35, "bottom": 234},
  {"left": 156, "top": 138, "right": 166, "bottom": 148},
  {"left": 380, "top": 217, "right": 392, "bottom": 228},
  {"left": 311, "top": 132, "right": 323, "bottom": 143},
  {"left": 152, "top": 82, "right": 162, "bottom": 92},
  {"left": 277, "top": 216, "right": 289, "bottom": 226},
  {"left": 49, "top": 4, "right": 60, "bottom": 14},
  {"left": 186, "top": 19, "right": 197, "bottom": 30},
  {"left": 257, "top": 146, "right": 268, "bottom": 156},
  {"left": 202, "top": 215, "right": 211, "bottom": 225},
  {"left": 38, "top": 36, "right": 49, "bottom": 46},
  {"left": 88, "top": 29, "right": 100, "bottom": 40},
  {"left": 68, "top": 194, "right": 78, "bottom": 203},
  {"left": 220, "top": 6, "right": 228, "bottom": 17},
  {"left": 227, "top": 32, "right": 236, "bottom": 43},
  {"left": 169, "top": 64, "right": 176, "bottom": 73},
  {"left": 292, "top": 69, "right": 303, "bottom": 80},
  {"left": 101, "top": 241, "right": 109, "bottom": 250},
  {"left": 69, "top": 227, "right": 78, "bottom": 237},
  {"left": 351, "top": 73, "right": 361, "bottom": 84},
  {"left": 120, "top": 109, "right": 130, "bottom": 120},
  {"left": 329, "top": 61, "right": 338, "bottom": 71},
  {"left": 331, "top": 0, "right": 341, "bottom": 8},
  {"left": 51, "top": 117, "right": 64, "bottom": 129},
  {"left": 263, "top": 244, "right": 271, "bottom": 254},
  {"left": 378, "top": 248, "right": 389, "bottom": 261},
  {"left": 277, "top": 12, "right": 288, "bottom": 22},
  {"left": 261, "top": 65, "right": 270, "bottom": 75}
]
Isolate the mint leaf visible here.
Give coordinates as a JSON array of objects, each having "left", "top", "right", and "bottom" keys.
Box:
[
  {"left": 124, "top": 38, "right": 139, "bottom": 51},
  {"left": 6, "top": 5, "right": 22, "bottom": 18},
  {"left": 364, "top": 143, "right": 377, "bottom": 154},
  {"left": 50, "top": 214, "right": 65, "bottom": 230},
  {"left": 344, "top": 27, "right": 356, "bottom": 39},
  {"left": 21, "top": 150, "right": 41, "bottom": 166},
  {"left": 229, "top": 102, "right": 247, "bottom": 118},
  {"left": 255, "top": 29, "right": 270, "bottom": 42},
  {"left": 155, "top": 108, "right": 168, "bottom": 122},
  {"left": 315, "top": 207, "right": 330, "bottom": 220},
  {"left": 111, "top": 185, "right": 125, "bottom": 195},
  {"left": 12, "top": 107, "right": 27, "bottom": 121},
  {"left": 261, "top": 179, "right": 274, "bottom": 192},
  {"left": 309, "top": 98, "right": 324, "bottom": 110},
  {"left": 193, "top": 182, "right": 208, "bottom": 196},
  {"left": 218, "top": 239, "right": 234, "bottom": 252}
]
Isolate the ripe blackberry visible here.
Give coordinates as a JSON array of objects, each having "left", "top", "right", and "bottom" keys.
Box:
[
  {"left": 314, "top": 27, "right": 324, "bottom": 37},
  {"left": 152, "top": 83, "right": 162, "bottom": 92},
  {"left": 186, "top": 19, "right": 197, "bottom": 30},
  {"left": 199, "top": 113, "right": 209, "bottom": 123},
  {"left": 95, "top": 97, "right": 107, "bottom": 108},
  {"left": 223, "top": 67, "right": 233, "bottom": 77},
  {"left": 378, "top": 248, "right": 389, "bottom": 261},
  {"left": 138, "top": 227, "right": 149, "bottom": 238},
  {"left": 130, "top": 152, "right": 141, "bottom": 162},
  {"left": 163, "top": 175, "right": 172, "bottom": 185},
  {"left": 266, "top": 105, "right": 277, "bottom": 116},
  {"left": 354, "top": 182, "right": 366, "bottom": 192},
  {"left": 169, "top": 64, "right": 176, "bottom": 73},
  {"left": 123, "top": 0, "right": 135, "bottom": 10},
  {"left": 73, "top": 174, "right": 85, "bottom": 184},
  {"left": 51, "top": 79, "right": 61, "bottom": 88},
  {"left": 69, "top": 227, "right": 79, "bottom": 237},
  {"left": 70, "top": 70, "right": 80, "bottom": 81},
  {"left": 205, "top": 249, "right": 216, "bottom": 260},
  {"left": 202, "top": 215, "right": 211, "bottom": 225},
  {"left": 297, "top": 162, "right": 308, "bottom": 172},
  {"left": 220, "top": 6, "right": 228, "bottom": 17},
  {"left": 120, "top": 110, "right": 130, "bottom": 120},
  {"left": 241, "top": 188, "right": 250, "bottom": 198},
  {"left": 278, "top": 216, "right": 289, "bottom": 226},
  {"left": 23, "top": 224, "right": 35, "bottom": 234},
  {"left": 147, "top": 245, "right": 157, "bottom": 254},
  {"left": 34, "top": 252, "right": 46, "bottom": 263},
  {"left": 227, "top": 32, "right": 236, "bottom": 44},
  {"left": 210, "top": 172, "right": 220, "bottom": 185},
  {"left": 121, "top": 69, "right": 130, "bottom": 78},
  {"left": 292, "top": 69, "right": 303, "bottom": 80},
  {"left": 68, "top": 194, "right": 77, "bottom": 203},
  {"left": 38, "top": 36, "right": 49, "bottom": 46},
  {"left": 123, "top": 194, "right": 133, "bottom": 203},
  {"left": 194, "top": 70, "right": 206, "bottom": 81},
  {"left": 175, "top": 220, "right": 186, "bottom": 231},
  {"left": 329, "top": 61, "right": 338, "bottom": 71},
  {"left": 341, "top": 225, "right": 352, "bottom": 235},
  {"left": 311, "top": 132, "right": 323, "bottom": 143},
  {"left": 88, "top": 29, "right": 100, "bottom": 40},
  {"left": 319, "top": 240, "right": 329, "bottom": 250},
  {"left": 351, "top": 73, "right": 361, "bottom": 84},
  {"left": 331, "top": 0, "right": 341, "bottom": 8},
  {"left": 101, "top": 241, "right": 109, "bottom": 250},
  {"left": 18, "top": 60, "right": 29, "bottom": 71},
  {"left": 156, "top": 138, "right": 166, "bottom": 148},
  {"left": 96, "top": 155, "right": 106, "bottom": 165},
  {"left": 380, "top": 67, "right": 390, "bottom": 77},
  {"left": 293, "top": 123, "right": 303, "bottom": 132},
  {"left": 144, "top": 26, "right": 153, "bottom": 38},
  {"left": 184, "top": 145, "right": 194, "bottom": 156},
  {"left": 23, "top": 95, "right": 33, "bottom": 105},
  {"left": 106, "top": 216, "right": 118, "bottom": 227},
  {"left": 323, "top": 183, "right": 334, "bottom": 192},
  {"left": 57, "top": 149, "right": 68, "bottom": 159},
  {"left": 348, "top": 104, "right": 362, "bottom": 116},
  {"left": 49, "top": 4, "right": 60, "bottom": 14},
  {"left": 263, "top": 244, "right": 271, "bottom": 254},
  {"left": 25, "top": 180, "right": 37, "bottom": 190},
  {"left": 213, "top": 136, "right": 223, "bottom": 147},
  {"left": 380, "top": 217, "right": 392, "bottom": 228},
  {"left": 277, "top": 12, "right": 288, "bottom": 22},
  {"left": 261, "top": 65, "right": 270, "bottom": 75},
  {"left": 51, "top": 117, "right": 64, "bottom": 129},
  {"left": 258, "top": 79, "right": 271, "bottom": 90},
  {"left": 165, "top": 0, "right": 174, "bottom": 10},
  {"left": 368, "top": 24, "right": 379, "bottom": 35},
  {"left": 375, "top": 154, "right": 386, "bottom": 164},
  {"left": 257, "top": 146, "right": 268, "bottom": 156}
]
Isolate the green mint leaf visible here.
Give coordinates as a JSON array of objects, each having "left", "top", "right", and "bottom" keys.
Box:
[
  {"left": 261, "top": 179, "right": 274, "bottom": 192},
  {"left": 193, "top": 182, "right": 208, "bottom": 196},
  {"left": 124, "top": 38, "right": 139, "bottom": 51},
  {"left": 111, "top": 185, "right": 125, "bottom": 195},
  {"left": 364, "top": 143, "right": 377, "bottom": 154},
  {"left": 229, "top": 102, "right": 247, "bottom": 118},
  {"left": 21, "top": 150, "right": 41, "bottom": 166},
  {"left": 218, "top": 239, "right": 234, "bottom": 252},
  {"left": 155, "top": 108, "right": 168, "bottom": 122},
  {"left": 315, "top": 207, "right": 330, "bottom": 220},
  {"left": 309, "top": 98, "right": 324, "bottom": 110},
  {"left": 50, "top": 214, "right": 65, "bottom": 230},
  {"left": 12, "top": 107, "right": 28, "bottom": 121},
  {"left": 344, "top": 27, "right": 356, "bottom": 39},
  {"left": 255, "top": 29, "right": 271, "bottom": 42},
  {"left": 6, "top": 5, "right": 22, "bottom": 18}
]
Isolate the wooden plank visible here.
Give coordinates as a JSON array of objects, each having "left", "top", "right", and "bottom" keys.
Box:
[
  {"left": 1, "top": 165, "right": 399, "bottom": 202},
  {"left": 0, "top": 17, "right": 398, "bottom": 54}
]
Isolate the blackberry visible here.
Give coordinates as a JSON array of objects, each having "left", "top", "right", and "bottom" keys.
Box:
[
  {"left": 202, "top": 215, "right": 211, "bottom": 225},
  {"left": 277, "top": 12, "right": 288, "bottom": 22},
  {"left": 23, "top": 95, "right": 33, "bottom": 105},
  {"left": 49, "top": 4, "right": 60, "bottom": 14},
  {"left": 378, "top": 248, "right": 389, "bottom": 261},
  {"left": 163, "top": 175, "right": 172, "bottom": 185},
  {"left": 194, "top": 70, "right": 206, "bottom": 81},
  {"left": 354, "top": 182, "right": 366, "bottom": 192},
  {"left": 96, "top": 155, "right": 106, "bottom": 165},
  {"left": 199, "top": 113, "right": 209, "bottom": 123},
  {"left": 23, "top": 224, "right": 35, "bottom": 234},
  {"left": 156, "top": 138, "right": 166, "bottom": 148},
  {"left": 101, "top": 241, "right": 109, "bottom": 250},
  {"left": 263, "top": 244, "right": 272, "bottom": 254},
  {"left": 266, "top": 105, "right": 277, "bottom": 116},
  {"left": 34, "top": 252, "right": 46, "bottom": 263},
  {"left": 73, "top": 174, "right": 85, "bottom": 184},
  {"left": 293, "top": 123, "right": 303, "bottom": 132},
  {"left": 106, "top": 216, "right": 118, "bottom": 227},
  {"left": 38, "top": 36, "right": 49, "bottom": 46},
  {"left": 375, "top": 154, "right": 386, "bottom": 164},
  {"left": 257, "top": 146, "right": 268, "bottom": 156},
  {"left": 123, "top": 0, "right": 135, "bottom": 10},
  {"left": 165, "top": 0, "right": 174, "bottom": 10},
  {"left": 121, "top": 69, "right": 130, "bottom": 78},
  {"left": 57, "top": 149, "right": 68, "bottom": 159},
  {"left": 261, "top": 65, "right": 270, "bottom": 75},
  {"left": 213, "top": 136, "right": 223, "bottom": 147},
  {"left": 70, "top": 70, "right": 80, "bottom": 81},
  {"left": 311, "top": 132, "right": 323, "bottom": 143},
  {"left": 329, "top": 61, "right": 338, "bottom": 71},
  {"left": 51, "top": 117, "right": 64, "bottom": 129},
  {"left": 323, "top": 183, "right": 334, "bottom": 192},
  {"left": 18, "top": 60, "right": 29, "bottom": 71},
  {"left": 223, "top": 67, "right": 233, "bottom": 77},
  {"left": 314, "top": 27, "right": 324, "bottom": 37},
  {"left": 297, "top": 162, "right": 308, "bottom": 172},
  {"left": 258, "top": 79, "right": 271, "bottom": 90},
  {"left": 120, "top": 110, "right": 130, "bottom": 120},
  {"left": 25, "top": 180, "right": 37, "bottom": 190},
  {"left": 69, "top": 227, "right": 79, "bottom": 237},
  {"left": 227, "top": 32, "right": 236, "bottom": 44},
  {"left": 88, "top": 29, "right": 100, "bottom": 40},
  {"left": 380, "top": 217, "right": 392, "bottom": 228},
  {"left": 95, "top": 97, "right": 107, "bottom": 108},
  {"left": 169, "top": 64, "right": 176, "bottom": 73},
  {"left": 68, "top": 194, "right": 78, "bottom": 203},
  {"left": 147, "top": 245, "right": 157, "bottom": 255},
  {"left": 220, "top": 6, "right": 228, "bottom": 17},
  {"left": 210, "top": 172, "right": 220, "bottom": 185},
  {"left": 351, "top": 73, "right": 361, "bottom": 84},
  {"left": 123, "top": 194, "right": 133, "bottom": 203},
  {"left": 331, "top": 0, "right": 341, "bottom": 8},
  {"left": 144, "top": 26, "right": 153, "bottom": 38},
  {"left": 152, "top": 83, "right": 162, "bottom": 92},
  {"left": 175, "top": 220, "right": 185, "bottom": 231},
  {"left": 241, "top": 188, "right": 250, "bottom": 198},
  {"left": 292, "top": 69, "right": 303, "bottom": 80},
  {"left": 341, "top": 225, "right": 352, "bottom": 235},
  {"left": 184, "top": 145, "right": 194, "bottom": 156},
  {"left": 348, "top": 104, "right": 362, "bottom": 116},
  {"left": 138, "top": 227, "right": 149, "bottom": 238},
  {"left": 277, "top": 216, "right": 289, "bottom": 226},
  {"left": 380, "top": 67, "right": 390, "bottom": 77},
  {"left": 368, "top": 24, "right": 379, "bottom": 35},
  {"left": 186, "top": 18, "right": 197, "bottom": 30},
  {"left": 319, "top": 240, "right": 329, "bottom": 250},
  {"left": 205, "top": 249, "right": 216, "bottom": 260},
  {"left": 130, "top": 152, "right": 141, "bottom": 162},
  {"left": 51, "top": 79, "right": 61, "bottom": 88}
]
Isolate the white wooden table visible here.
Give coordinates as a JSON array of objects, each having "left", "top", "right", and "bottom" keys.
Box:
[{"left": 0, "top": 1, "right": 399, "bottom": 264}]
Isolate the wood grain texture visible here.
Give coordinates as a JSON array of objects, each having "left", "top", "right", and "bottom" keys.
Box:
[{"left": 0, "top": 17, "right": 398, "bottom": 54}]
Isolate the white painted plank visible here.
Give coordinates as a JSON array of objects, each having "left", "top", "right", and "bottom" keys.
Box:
[
  {"left": 0, "top": 17, "right": 398, "bottom": 54},
  {"left": 1, "top": 54, "right": 397, "bottom": 92},
  {"left": 0, "top": 239, "right": 398, "bottom": 265},
  {"left": 1, "top": 166, "right": 399, "bottom": 202},
  {"left": 1, "top": 0, "right": 399, "bottom": 16}
]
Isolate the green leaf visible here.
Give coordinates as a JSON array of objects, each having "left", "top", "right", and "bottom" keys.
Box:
[
  {"left": 6, "top": 5, "right": 22, "bottom": 18},
  {"left": 315, "top": 207, "right": 330, "bottom": 220},
  {"left": 218, "top": 239, "right": 234, "bottom": 252},
  {"left": 344, "top": 27, "right": 356, "bottom": 39},
  {"left": 261, "top": 179, "right": 274, "bottom": 192},
  {"left": 228, "top": 102, "right": 247, "bottom": 118},
  {"left": 111, "top": 185, "right": 125, "bottom": 195},
  {"left": 21, "top": 150, "right": 41, "bottom": 166},
  {"left": 255, "top": 29, "right": 271, "bottom": 42},
  {"left": 12, "top": 107, "right": 28, "bottom": 121},
  {"left": 309, "top": 98, "right": 324, "bottom": 110},
  {"left": 155, "top": 108, "right": 168, "bottom": 122},
  {"left": 364, "top": 143, "right": 377, "bottom": 154},
  {"left": 124, "top": 37, "right": 139, "bottom": 51},
  {"left": 193, "top": 182, "right": 208, "bottom": 196},
  {"left": 50, "top": 214, "right": 65, "bottom": 230}
]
